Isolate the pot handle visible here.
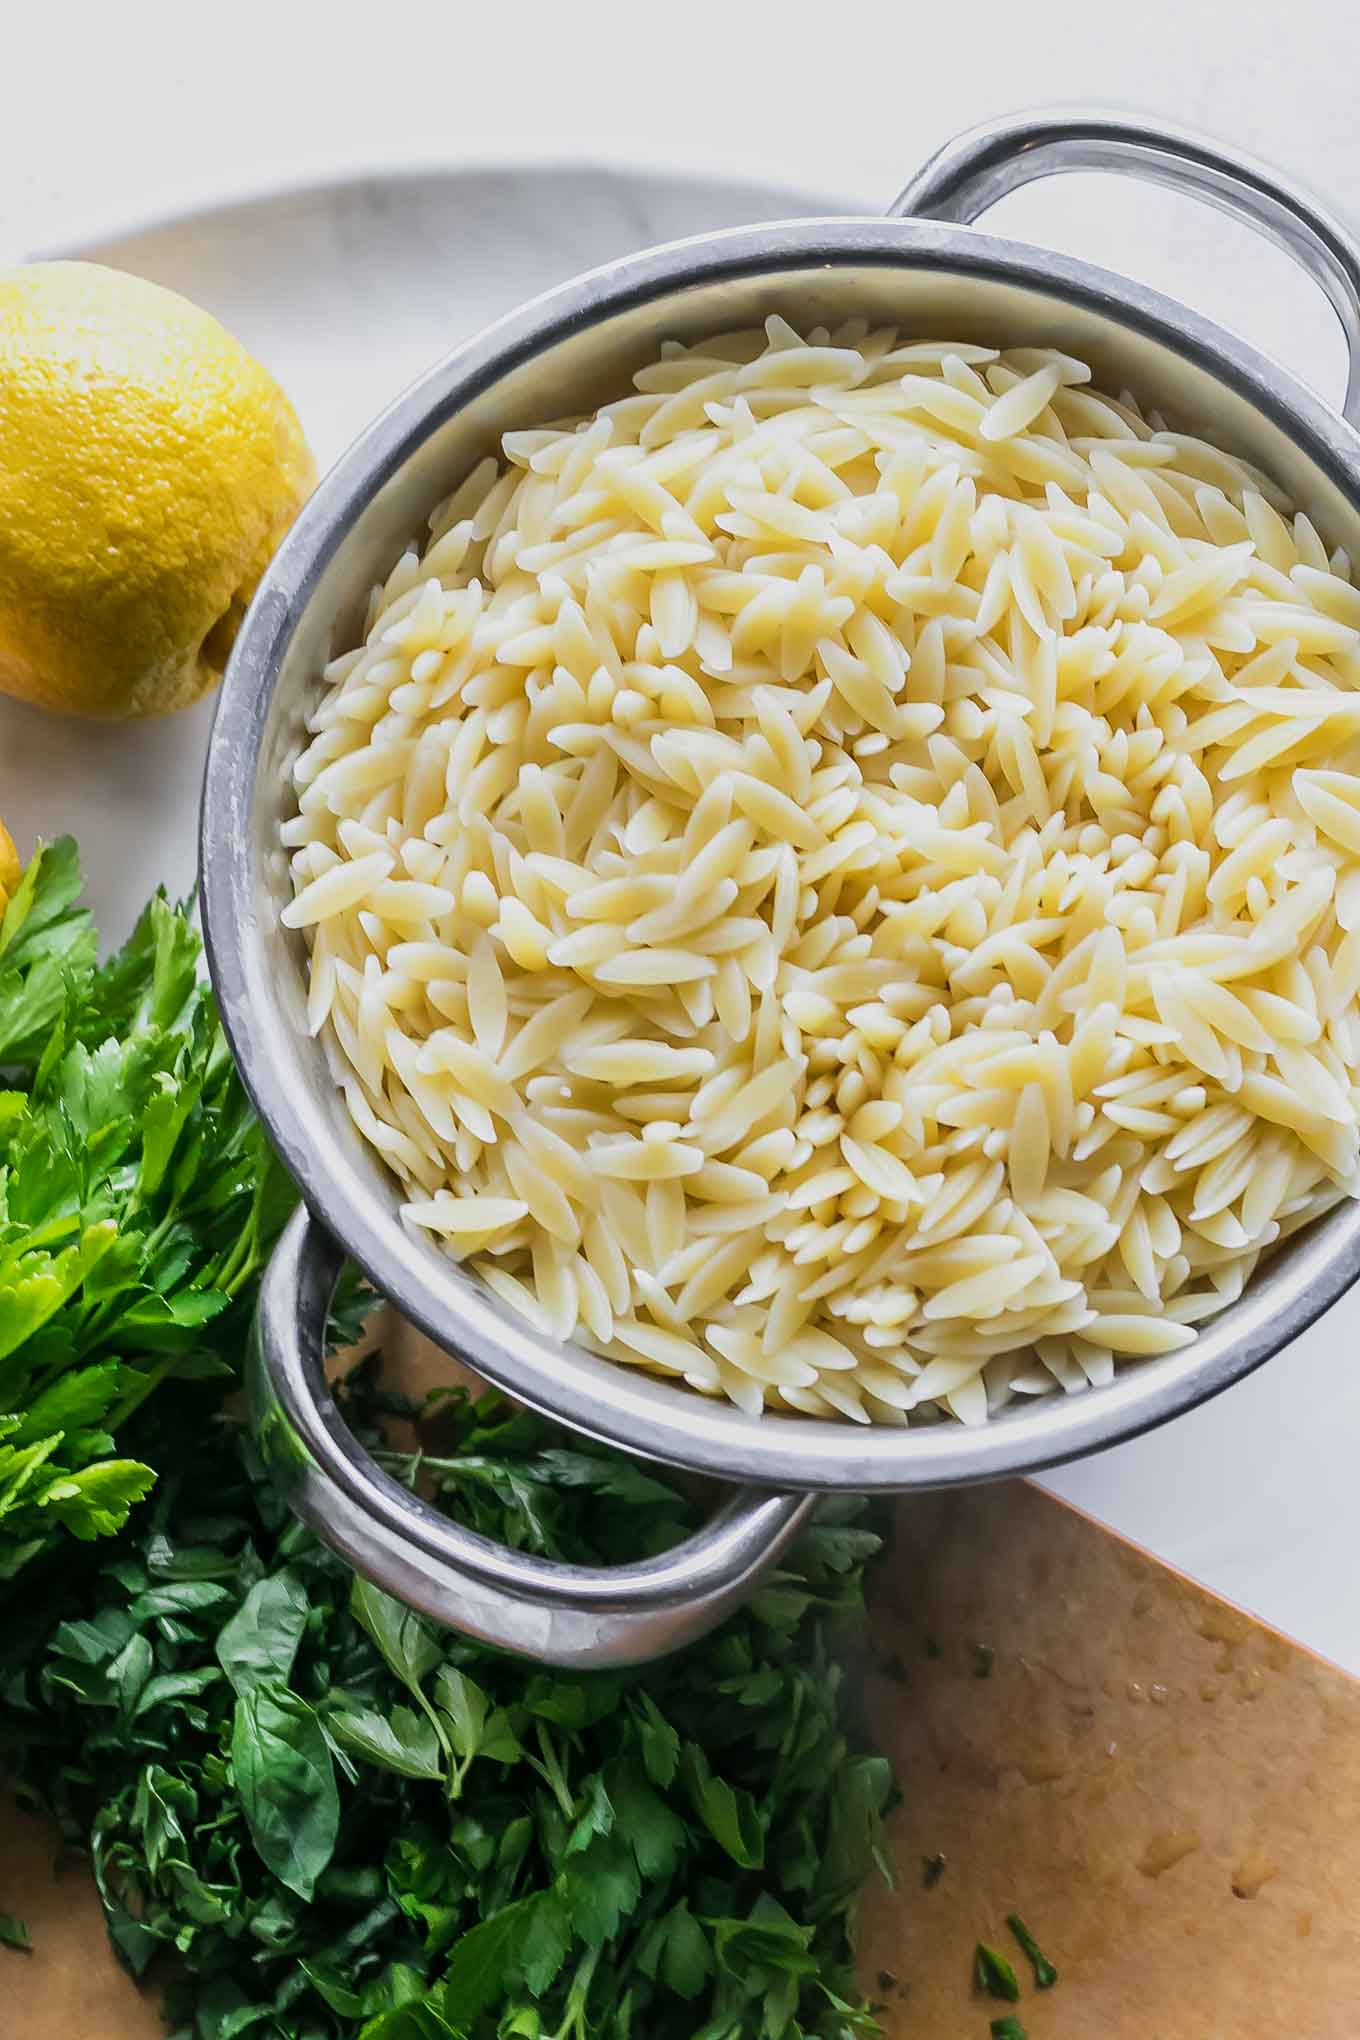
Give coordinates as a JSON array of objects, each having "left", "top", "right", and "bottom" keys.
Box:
[
  {"left": 891, "top": 109, "right": 1360, "bottom": 430},
  {"left": 249, "top": 1205, "right": 814, "bottom": 1668}
]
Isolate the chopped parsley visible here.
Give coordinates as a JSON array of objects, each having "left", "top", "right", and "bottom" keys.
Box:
[
  {"left": 974, "top": 1941, "right": 1021, "bottom": 2001},
  {"left": 1008, "top": 1911, "right": 1058, "bottom": 1988},
  {"left": 2, "top": 1366, "right": 894, "bottom": 2036}
]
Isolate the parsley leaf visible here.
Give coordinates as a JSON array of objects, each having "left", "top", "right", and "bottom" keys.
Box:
[
  {"left": 0, "top": 837, "right": 95, "bottom": 1068},
  {"left": 681, "top": 1743, "right": 765, "bottom": 1867},
  {"left": 433, "top": 1895, "right": 539, "bottom": 2026},
  {"left": 0, "top": 1912, "right": 30, "bottom": 1953}
]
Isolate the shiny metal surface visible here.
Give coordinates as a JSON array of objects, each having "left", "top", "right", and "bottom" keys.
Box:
[
  {"left": 892, "top": 109, "right": 1360, "bottom": 429},
  {"left": 204, "top": 112, "right": 1360, "bottom": 1659},
  {"left": 250, "top": 1206, "right": 813, "bottom": 1665}
]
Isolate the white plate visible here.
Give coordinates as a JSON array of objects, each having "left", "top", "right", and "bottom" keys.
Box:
[{"left": 5, "top": 155, "right": 1360, "bottom": 1673}]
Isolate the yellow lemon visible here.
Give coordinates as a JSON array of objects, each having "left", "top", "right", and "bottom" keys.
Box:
[
  {"left": 0, "top": 262, "right": 315, "bottom": 718},
  {"left": 0, "top": 819, "right": 19, "bottom": 909}
]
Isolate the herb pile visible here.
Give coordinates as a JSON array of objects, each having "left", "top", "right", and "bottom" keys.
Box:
[
  {"left": 0, "top": 840, "right": 294, "bottom": 1574},
  {"left": 3, "top": 1369, "right": 891, "bottom": 2040}
]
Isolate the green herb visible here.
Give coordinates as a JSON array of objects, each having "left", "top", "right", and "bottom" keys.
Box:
[
  {"left": 990, "top": 2018, "right": 1027, "bottom": 2039},
  {"left": 922, "top": 1851, "right": 946, "bottom": 1888},
  {"left": 970, "top": 1642, "right": 995, "bottom": 1679},
  {"left": 974, "top": 1941, "right": 1021, "bottom": 2001},
  {"left": 0, "top": 1911, "right": 30, "bottom": 1952},
  {"left": 0, "top": 842, "right": 893, "bottom": 2036},
  {"left": 1007, "top": 1912, "right": 1057, "bottom": 1988},
  {"left": 0, "top": 833, "right": 95, "bottom": 1065},
  {"left": 0, "top": 840, "right": 296, "bottom": 1574},
  {"left": 4, "top": 1361, "right": 892, "bottom": 2038}
]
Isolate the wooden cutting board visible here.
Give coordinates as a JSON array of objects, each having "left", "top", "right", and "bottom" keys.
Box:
[
  {"left": 859, "top": 1485, "right": 1360, "bottom": 2038},
  {"left": 5, "top": 1343, "right": 1360, "bottom": 2037}
]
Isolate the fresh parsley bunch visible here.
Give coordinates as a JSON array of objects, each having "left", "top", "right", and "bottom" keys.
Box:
[
  {"left": 2, "top": 1370, "right": 891, "bottom": 2040},
  {"left": 0, "top": 840, "right": 295, "bottom": 1575}
]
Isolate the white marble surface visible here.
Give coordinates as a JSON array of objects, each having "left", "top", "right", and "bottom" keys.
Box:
[{"left": 7, "top": 2, "right": 1360, "bottom": 1668}]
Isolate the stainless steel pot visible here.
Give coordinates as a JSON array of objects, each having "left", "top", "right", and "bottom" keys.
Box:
[{"left": 202, "top": 110, "right": 1360, "bottom": 1666}]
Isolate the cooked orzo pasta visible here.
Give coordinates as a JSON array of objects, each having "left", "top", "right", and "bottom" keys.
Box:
[{"left": 283, "top": 316, "right": 1360, "bottom": 1425}]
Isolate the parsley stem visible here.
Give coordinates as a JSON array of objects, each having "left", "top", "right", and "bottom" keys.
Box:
[
  {"left": 216, "top": 1214, "right": 265, "bottom": 1300},
  {"left": 547, "top": 1945, "right": 601, "bottom": 2040},
  {"left": 105, "top": 1354, "right": 179, "bottom": 1432},
  {"left": 529, "top": 1722, "right": 577, "bottom": 1822},
  {"left": 413, "top": 1681, "right": 454, "bottom": 1785}
]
